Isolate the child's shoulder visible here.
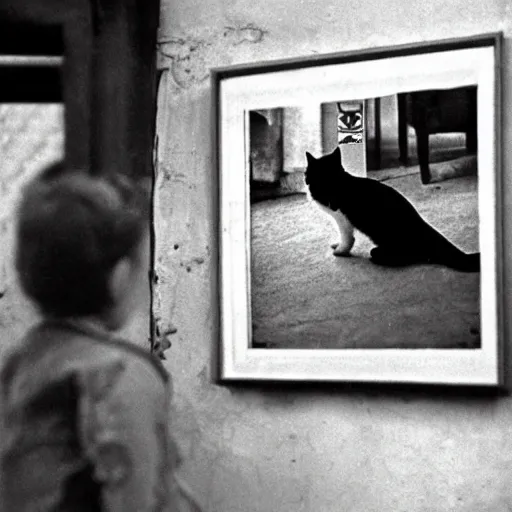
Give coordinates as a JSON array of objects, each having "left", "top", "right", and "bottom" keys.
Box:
[{"left": 1, "top": 319, "right": 169, "bottom": 404}]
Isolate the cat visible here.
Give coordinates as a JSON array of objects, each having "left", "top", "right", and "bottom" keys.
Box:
[{"left": 304, "top": 146, "right": 480, "bottom": 272}]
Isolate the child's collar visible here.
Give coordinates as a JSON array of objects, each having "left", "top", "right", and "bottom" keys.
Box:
[
  {"left": 40, "top": 317, "right": 170, "bottom": 383},
  {"left": 44, "top": 316, "right": 116, "bottom": 342}
]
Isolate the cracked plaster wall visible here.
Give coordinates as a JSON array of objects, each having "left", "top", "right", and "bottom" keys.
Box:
[{"left": 154, "top": 1, "right": 512, "bottom": 511}]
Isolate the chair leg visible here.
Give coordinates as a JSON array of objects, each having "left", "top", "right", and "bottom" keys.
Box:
[
  {"left": 397, "top": 93, "right": 408, "bottom": 165},
  {"left": 466, "top": 129, "right": 477, "bottom": 154},
  {"left": 466, "top": 86, "right": 478, "bottom": 154},
  {"left": 412, "top": 99, "right": 431, "bottom": 184},
  {"left": 374, "top": 97, "right": 381, "bottom": 170},
  {"left": 417, "top": 128, "right": 431, "bottom": 184}
]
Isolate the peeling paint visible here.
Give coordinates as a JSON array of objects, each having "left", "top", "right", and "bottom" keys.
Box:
[
  {"left": 179, "top": 254, "right": 208, "bottom": 273},
  {"left": 158, "top": 164, "right": 188, "bottom": 184},
  {"left": 157, "top": 37, "right": 213, "bottom": 87},
  {"left": 157, "top": 23, "right": 268, "bottom": 88},
  {"left": 223, "top": 24, "right": 268, "bottom": 45},
  {"left": 153, "top": 317, "right": 178, "bottom": 359}
]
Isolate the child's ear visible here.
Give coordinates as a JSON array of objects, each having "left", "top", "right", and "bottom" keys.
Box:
[{"left": 108, "top": 257, "right": 132, "bottom": 303}]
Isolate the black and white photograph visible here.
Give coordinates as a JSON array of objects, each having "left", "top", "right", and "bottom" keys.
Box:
[
  {"left": 215, "top": 35, "right": 503, "bottom": 385},
  {"left": 250, "top": 88, "right": 480, "bottom": 351},
  {"left": 1, "top": 2, "right": 511, "bottom": 511}
]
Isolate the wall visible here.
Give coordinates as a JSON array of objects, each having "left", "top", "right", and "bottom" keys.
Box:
[
  {"left": 154, "top": 2, "right": 512, "bottom": 511},
  {"left": 283, "top": 105, "right": 322, "bottom": 173}
]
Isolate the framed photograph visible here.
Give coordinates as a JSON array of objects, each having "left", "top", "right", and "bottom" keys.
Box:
[{"left": 213, "top": 33, "right": 503, "bottom": 386}]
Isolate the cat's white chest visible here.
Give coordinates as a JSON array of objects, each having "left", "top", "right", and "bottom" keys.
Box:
[{"left": 312, "top": 199, "right": 355, "bottom": 255}]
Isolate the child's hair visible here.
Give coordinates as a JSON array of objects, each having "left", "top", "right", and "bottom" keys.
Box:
[{"left": 15, "top": 162, "right": 150, "bottom": 318}]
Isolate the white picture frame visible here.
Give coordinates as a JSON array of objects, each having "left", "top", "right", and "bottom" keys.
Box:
[{"left": 212, "top": 33, "right": 504, "bottom": 386}]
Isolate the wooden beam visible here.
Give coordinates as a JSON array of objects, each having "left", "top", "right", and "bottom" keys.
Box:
[
  {"left": 0, "top": 21, "right": 63, "bottom": 55},
  {"left": 62, "top": 10, "right": 93, "bottom": 170},
  {"left": 0, "top": 65, "right": 62, "bottom": 102},
  {"left": 0, "top": 0, "right": 83, "bottom": 25},
  {"left": 89, "top": 0, "right": 160, "bottom": 178}
]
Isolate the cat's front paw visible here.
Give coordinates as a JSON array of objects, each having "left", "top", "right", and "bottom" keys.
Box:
[
  {"left": 331, "top": 235, "right": 355, "bottom": 256},
  {"left": 331, "top": 243, "right": 352, "bottom": 257}
]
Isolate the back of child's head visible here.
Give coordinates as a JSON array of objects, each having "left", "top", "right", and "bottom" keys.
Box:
[{"left": 15, "top": 162, "right": 150, "bottom": 318}]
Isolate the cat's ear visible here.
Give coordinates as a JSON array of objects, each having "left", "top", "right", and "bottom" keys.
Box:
[
  {"left": 305, "top": 151, "right": 315, "bottom": 165},
  {"left": 333, "top": 146, "right": 342, "bottom": 160}
]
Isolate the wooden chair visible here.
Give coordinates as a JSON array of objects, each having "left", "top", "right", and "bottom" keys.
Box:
[{"left": 398, "top": 87, "right": 477, "bottom": 184}]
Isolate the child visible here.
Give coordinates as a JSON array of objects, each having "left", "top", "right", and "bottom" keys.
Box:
[{"left": 0, "top": 163, "right": 202, "bottom": 511}]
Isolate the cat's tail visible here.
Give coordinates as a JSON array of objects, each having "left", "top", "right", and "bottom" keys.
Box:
[
  {"left": 429, "top": 230, "right": 480, "bottom": 272},
  {"left": 442, "top": 251, "right": 480, "bottom": 272}
]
